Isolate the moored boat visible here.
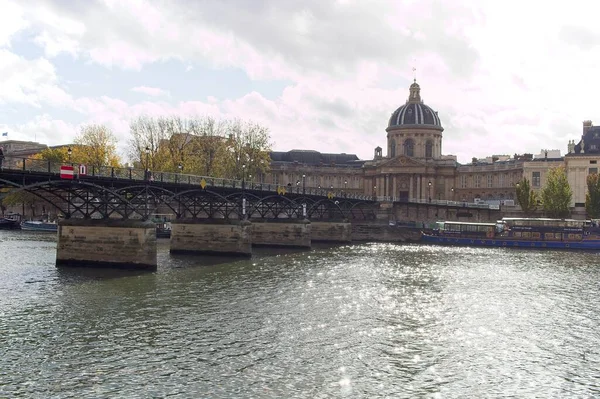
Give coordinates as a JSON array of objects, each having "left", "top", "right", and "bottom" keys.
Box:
[
  {"left": 21, "top": 220, "right": 58, "bottom": 232},
  {"left": 0, "top": 217, "right": 21, "bottom": 230},
  {"left": 421, "top": 218, "right": 600, "bottom": 250}
]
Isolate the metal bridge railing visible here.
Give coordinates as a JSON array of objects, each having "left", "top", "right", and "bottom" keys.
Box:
[{"left": 0, "top": 156, "right": 374, "bottom": 200}]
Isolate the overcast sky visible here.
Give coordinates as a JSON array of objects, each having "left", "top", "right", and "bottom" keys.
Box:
[{"left": 1, "top": 0, "right": 599, "bottom": 163}]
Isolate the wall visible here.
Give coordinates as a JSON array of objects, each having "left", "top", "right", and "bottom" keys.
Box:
[
  {"left": 170, "top": 219, "right": 252, "bottom": 256},
  {"left": 311, "top": 221, "right": 352, "bottom": 243},
  {"left": 56, "top": 219, "right": 157, "bottom": 270},
  {"left": 251, "top": 219, "right": 311, "bottom": 248}
]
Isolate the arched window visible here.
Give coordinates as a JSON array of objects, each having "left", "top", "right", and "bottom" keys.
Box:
[
  {"left": 390, "top": 139, "right": 396, "bottom": 157},
  {"left": 404, "top": 139, "right": 414, "bottom": 157},
  {"left": 425, "top": 140, "right": 433, "bottom": 158}
]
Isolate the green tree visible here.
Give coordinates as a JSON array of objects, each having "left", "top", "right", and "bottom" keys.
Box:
[
  {"left": 74, "top": 124, "right": 121, "bottom": 168},
  {"left": 36, "top": 147, "right": 69, "bottom": 163},
  {"left": 515, "top": 177, "right": 538, "bottom": 216},
  {"left": 585, "top": 173, "right": 600, "bottom": 218},
  {"left": 540, "top": 166, "right": 572, "bottom": 218},
  {"left": 127, "top": 116, "right": 272, "bottom": 179}
]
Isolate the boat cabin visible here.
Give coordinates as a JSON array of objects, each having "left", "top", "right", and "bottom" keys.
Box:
[
  {"left": 435, "top": 221, "right": 498, "bottom": 239},
  {"left": 500, "top": 217, "right": 593, "bottom": 241}
]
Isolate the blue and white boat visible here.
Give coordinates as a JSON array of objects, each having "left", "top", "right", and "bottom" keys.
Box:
[
  {"left": 21, "top": 220, "right": 58, "bottom": 232},
  {"left": 421, "top": 218, "right": 600, "bottom": 250}
]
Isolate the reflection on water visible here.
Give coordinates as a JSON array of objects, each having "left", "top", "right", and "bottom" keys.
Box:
[{"left": 1, "top": 230, "right": 600, "bottom": 398}]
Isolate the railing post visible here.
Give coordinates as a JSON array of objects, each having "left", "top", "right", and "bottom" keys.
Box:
[
  {"left": 22, "top": 158, "right": 26, "bottom": 171},
  {"left": 111, "top": 167, "right": 115, "bottom": 178}
]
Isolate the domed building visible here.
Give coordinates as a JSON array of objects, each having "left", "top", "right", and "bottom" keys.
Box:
[
  {"left": 386, "top": 81, "right": 443, "bottom": 159},
  {"left": 363, "top": 80, "right": 458, "bottom": 201},
  {"left": 265, "top": 79, "right": 524, "bottom": 208}
]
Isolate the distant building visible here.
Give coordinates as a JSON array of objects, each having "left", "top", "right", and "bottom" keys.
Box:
[{"left": 0, "top": 140, "right": 48, "bottom": 168}]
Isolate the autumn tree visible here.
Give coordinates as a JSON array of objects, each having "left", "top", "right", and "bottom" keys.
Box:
[
  {"left": 540, "top": 166, "right": 572, "bottom": 218},
  {"left": 515, "top": 177, "right": 538, "bottom": 216},
  {"left": 585, "top": 173, "right": 600, "bottom": 218},
  {"left": 36, "top": 147, "right": 69, "bottom": 163},
  {"left": 128, "top": 116, "right": 272, "bottom": 179},
  {"left": 73, "top": 124, "right": 121, "bottom": 168}
]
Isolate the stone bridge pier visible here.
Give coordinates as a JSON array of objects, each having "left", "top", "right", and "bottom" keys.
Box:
[{"left": 56, "top": 219, "right": 157, "bottom": 270}]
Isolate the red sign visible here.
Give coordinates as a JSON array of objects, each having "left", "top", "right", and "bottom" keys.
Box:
[{"left": 60, "top": 165, "right": 74, "bottom": 180}]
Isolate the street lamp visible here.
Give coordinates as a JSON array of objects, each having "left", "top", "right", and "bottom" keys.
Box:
[
  {"left": 428, "top": 180, "right": 432, "bottom": 202},
  {"left": 242, "top": 163, "right": 246, "bottom": 190},
  {"left": 373, "top": 185, "right": 377, "bottom": 201},
  {"left": 302, "top": 174, "right": 306, "bottom": 195},
  {"left": 144, "top": 146, "right": 150, "bottom": 181},
  {"left": 178, "top": 162, "right": 183, "bottom": 183},
  {"left": 296, "top": 179, "right": 300, "bottom": 194},
  {"left": 451, "top": 187, "right": 455, "bottom": 201},
  {"left": 67, "top": 147, "right": 72, "bottom": 163}
]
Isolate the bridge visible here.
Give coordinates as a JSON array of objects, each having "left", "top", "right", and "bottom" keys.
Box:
[
  {"left": 0, "top": 156, "right": 501, "bottom": 270},
  {"left": 0, "top": 156, "right": 381, "bottom": 270}
]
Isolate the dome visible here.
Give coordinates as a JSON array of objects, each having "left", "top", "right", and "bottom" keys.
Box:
[{"left": 388, "top": 81, "right": 443, "bottom": 130}]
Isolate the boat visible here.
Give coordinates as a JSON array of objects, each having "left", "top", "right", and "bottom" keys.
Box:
[
  {"left": 21, "top": 220, "right": 58, "bottom": 232},
  {"left": 421, "top": 217, "right": 600, "bottom": 250},
  {"left": 152, "top": 214, "right": 173, "bottom": 239},
  {"left": 0, "top": 215, "right": 21, "bottom": 230},
  {"left": 156, "top": 221, "right": 172, "bottom": 238}
]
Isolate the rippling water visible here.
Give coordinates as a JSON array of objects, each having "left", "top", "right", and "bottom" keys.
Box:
[{"left": 2, "top": 230, "right": 600, "bottom": 398}]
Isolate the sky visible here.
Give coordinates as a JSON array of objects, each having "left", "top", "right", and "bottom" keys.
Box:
[{"left": 1, "top": 0, "right": 600, "bottom": 164}]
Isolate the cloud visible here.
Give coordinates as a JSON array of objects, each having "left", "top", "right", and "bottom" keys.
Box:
[
  {"left": 131, "top": 86, "right": 170, "bottom": 97},
  {"left": 2, "top": 0, "right": 600, "bottom": 165},
  {"left": 0, "top": 49, "right": 73, "bottom": 108}
]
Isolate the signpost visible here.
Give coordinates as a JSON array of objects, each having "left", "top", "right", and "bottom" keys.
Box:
[{"left": 60, "top": 165, "right": 74, "bottom": 180}]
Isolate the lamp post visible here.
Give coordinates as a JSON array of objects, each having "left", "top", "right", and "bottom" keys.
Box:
[
  {"left": 451, "top": 187, "right": 455, "bottom": 201},
  {"left": 344, "top": 179, "right": 347, "bottom": 197},
  {"left": 296, "top": 179, "right": 300, "bottom": 194},
  {"left": 144, "top": 146, "right": 150, "bottom": 181},
  {"left": 428, "top": 181, "right": 432, "bottom": 202},
  {"left": 241, "top": 163, "right": 247, "bottom": 219},
  {"left": 242, "top": 163, "right": 246, "bottom": 190},
  {"left": 178, "top": 162, "right": 182, "bottom": 183},
  {"left": 67, "top": 147, "right": 72, "bottom": 164},
  {"left": 373, "top": 185, "right": 377, "bottom": 201},
  {"left": 302, "top": 174, "right": 306, "bottom": 195}
]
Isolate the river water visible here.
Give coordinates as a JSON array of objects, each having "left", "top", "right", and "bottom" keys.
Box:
[{"left": 1, "top": 230, "right": 600, "bottom": 398}]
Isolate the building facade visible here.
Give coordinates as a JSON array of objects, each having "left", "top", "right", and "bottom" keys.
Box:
[{"left": 268, "top": 80, "right": 523, "bottom": 204}]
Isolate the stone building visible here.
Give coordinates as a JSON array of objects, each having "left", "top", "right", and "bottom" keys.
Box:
[
  {"left": 267, "top": 80, "right": 524, "bottom": 204},
  {"left": 0, "top": 140, "right": 48, "bottom": 168},
  {"left": 564, "top": 121, "right": 600, "bottom": 206}
]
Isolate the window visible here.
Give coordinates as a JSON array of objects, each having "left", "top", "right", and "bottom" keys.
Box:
[
  {"left": 487, "top": 175, "right": 493, "bottom": 188},
  {"left": 532, "top": 171, "right": 541, "bottom": 187},
  {"left": 591, "top": 160, "right": 598, "bottom": 164},
  {"left": 425, "top": 140, "right": 433, "bottom": 158},
  {"left": 589, "top": 168, "right": 598, "bottom": 175},
  {"left": 498, "top": 174, "right": 504, "bottom": 188},
  {"left": 475, "top": 175, "right": 481, "bottom": 188},
  {"left": 404, "top": 139, "right": 415, "bottom": 157},
  {"left": 390, "top": 139, "right": 396, "bottom": 157},
  {"left": 592, "top": 145, "right": 598, "bottom": 150},
  {"left": 460, "top": 175, "right": 467, "bottom": 188}
]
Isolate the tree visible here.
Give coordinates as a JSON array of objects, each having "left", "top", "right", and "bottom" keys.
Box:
[
  {"left": 127, "top": 116, "right": 272, "bottom": 179},
  {"left": 73, "top": 124, "right": 121, "bottom": 168},
  {"left": 586, "top": 173, "right": 600, "bottom": 218},
  {"left": 540, "top": 166, "right": 572, "bottom": 218},
  {"left": 515, "top": 177, "right": 538, "bottom": 216}
]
